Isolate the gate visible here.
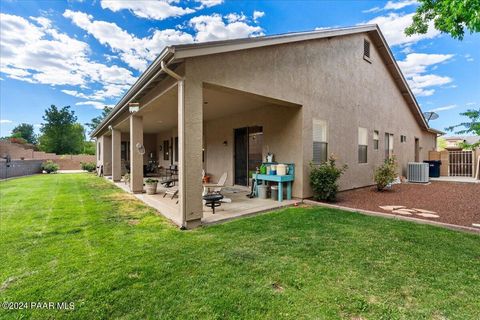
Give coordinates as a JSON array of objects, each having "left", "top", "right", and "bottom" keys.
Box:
[{"left": 448, "top": 151, "right": 473, "bottom": 177}]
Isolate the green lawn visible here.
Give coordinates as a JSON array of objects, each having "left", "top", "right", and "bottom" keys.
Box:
[{"left": 1, "top": 174, "right": 479, "bottom": 319}]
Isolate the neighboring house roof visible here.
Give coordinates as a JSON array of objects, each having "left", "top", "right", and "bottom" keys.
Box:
[
  {"left": 91, "top": 25, "right": 438, "bottom": 137},
  {"left": 444, "top": 136, "right": 480, "bottom": 145}
]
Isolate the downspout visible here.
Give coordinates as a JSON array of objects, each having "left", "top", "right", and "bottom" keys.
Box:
[{"left": 160, "top": 60, "right": 188, "bottom": 229}]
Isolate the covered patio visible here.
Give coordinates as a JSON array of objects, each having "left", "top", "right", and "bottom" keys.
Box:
[{"left": 97, "top": 71, "right": 303, "bottom": 228}]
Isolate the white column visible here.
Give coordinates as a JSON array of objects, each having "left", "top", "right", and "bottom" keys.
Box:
[
  {"left": 129, "top": 115, "right": 143, "bottom": 193},
  {"left": 178, "top": 78, "right": 203, "bottom": 229},
  {"left": 111, "top": 128, "right": 122, "bottom": 181}
]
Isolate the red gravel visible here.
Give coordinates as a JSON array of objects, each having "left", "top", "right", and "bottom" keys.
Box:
[{"left": 330, "top": 182, "right": 480, "bottom": 228}]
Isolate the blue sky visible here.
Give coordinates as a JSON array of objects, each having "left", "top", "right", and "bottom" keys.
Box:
[{"left": 1, "top": 0, "right": 479, "bottom": 137}]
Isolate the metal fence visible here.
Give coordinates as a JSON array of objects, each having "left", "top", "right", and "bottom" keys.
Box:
[
  {"left": 0, "top": 159, "right": 43, "bottom": 179},
  {"left": 448, "top": 151, "right": 473, "bottom": 177}
]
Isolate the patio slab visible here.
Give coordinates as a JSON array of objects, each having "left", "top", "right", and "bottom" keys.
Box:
[{"left": 108, "top": 177, "right": 298, "bottom": 227}]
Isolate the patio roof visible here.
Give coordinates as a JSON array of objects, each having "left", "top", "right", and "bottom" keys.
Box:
[{"left": 91, "top": 25, "right": 437, "bottom": 138}]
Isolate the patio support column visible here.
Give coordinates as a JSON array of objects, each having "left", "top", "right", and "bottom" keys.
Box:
[
  {"left": 129, "top": 114, "right": 143, "bottom": 193},
  {"left": 111, "top": 128, "right": 121, "bottom": 181},
  {"left": 178, "top": 78, "right": 203, "bottom": 229},
  {"left": 101, "top": 134, "right": 112, "bottom": 176}
]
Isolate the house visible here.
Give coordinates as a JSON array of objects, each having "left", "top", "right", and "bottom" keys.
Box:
[
  {"left": 91, "top": 25, "right": 441, "bottom": 228},
  {"left": 442, "top": 136, "right": 480, "bottom": 151}
]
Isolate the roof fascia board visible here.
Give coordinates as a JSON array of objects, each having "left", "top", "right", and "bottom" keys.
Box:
[{"left": 174, "top": 25, "right": 377, "bottom": 59}]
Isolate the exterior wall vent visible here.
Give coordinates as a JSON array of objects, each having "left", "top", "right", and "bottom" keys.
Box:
[
  {"left": 407, "top": 162, "right": 429, "bottom": 183},
  {"left": 363, "top": 39, "right": 371, "bottom": 63}
]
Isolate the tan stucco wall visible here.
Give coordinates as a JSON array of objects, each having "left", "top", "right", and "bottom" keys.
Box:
[
  {"left": 185, "top": 32, "right": 437, "bottom": 197},
  {"left": 204, "top": 105, "right": 303, "bottom": 197}
]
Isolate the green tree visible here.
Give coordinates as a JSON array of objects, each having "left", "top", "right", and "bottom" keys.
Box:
[
  {"left": 405, "top": 0, "right": 480, "bottom": 40},
  {"left": 446, "top": 108, "right": 480, "bottom": 149},
  {"left": 38, "top": 105, "right": 85, "bottom": 154},
  {"left": 11, "top": 123, "right": 37, "bottom": 144},
  {"left": 83, "top": 141, "right": 96, "bottom": 155},
  {"left": 86, "top": 106, "right": 113, "bottom": 132}
]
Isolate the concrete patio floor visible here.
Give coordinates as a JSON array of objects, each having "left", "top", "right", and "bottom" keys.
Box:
[{"left": 108, "top": 177, "right": 299, "bottom": 227}]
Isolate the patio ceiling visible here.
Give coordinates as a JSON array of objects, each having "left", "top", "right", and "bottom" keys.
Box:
[{"left": 114, "top": 83, "right": 301, "bottom": 134}]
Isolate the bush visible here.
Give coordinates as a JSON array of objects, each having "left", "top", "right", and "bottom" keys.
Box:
[
  {"left": 81, "top": 162, "right": 97, "bottom": 172},
  {"left": 310, "top": 155, "right": 347, "bottom": 202},
  {"left": 374, "top": 157, "right": 397, "bottom": 191},
  {"left": 145, "top": 178, "right": 158, "bottom": 184},
  {"left": 41, "top": 160, "right": 59, "bottom": 174}
]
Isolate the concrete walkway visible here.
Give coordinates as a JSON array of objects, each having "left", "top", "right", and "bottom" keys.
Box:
[{"left": 430, "top": 176, "right": 480, "bottom": 183}]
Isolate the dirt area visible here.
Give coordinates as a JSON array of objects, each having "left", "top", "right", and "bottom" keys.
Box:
[{"left": 332, "top": 181, "right": 480, "bottom": 228}]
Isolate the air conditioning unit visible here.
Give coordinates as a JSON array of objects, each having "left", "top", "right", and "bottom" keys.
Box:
[{"left": 407, "top": 162, "right": 429, "bottom": 183}]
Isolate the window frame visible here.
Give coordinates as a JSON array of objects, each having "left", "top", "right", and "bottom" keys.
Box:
[
  {"left": 312, "top": 119, "right": 328, "bottom": 164},
  {"left": 358, "top": 127, "right": 368, "bottom": 164},
  {"left": 373, "top": 130, "right": 379, "bottom": 150}
]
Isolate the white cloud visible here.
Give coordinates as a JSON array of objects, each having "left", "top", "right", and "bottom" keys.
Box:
[
  {"left": 189, "top": 14, "right": 263, "bottom": 42},
  {"left": 225, "top": 13, "right": 247, "bottom": 23},
  {"left": 363, "top": 0, "right": 417, "bottom": 13},
  {"left": 384, "top": 0, "right": 418, "bottom": 10},
  {"left": 64, "top": 10, "right": 194, "bottom": 71},
  {"left": 398, "top": 53, "right": 454, "bottom": 96},
  {"left": 0, "top": 12, "right": 135, "bottom": 106},
  {"left": 75, "top": 101, "right": 114, "bottom": 109},
  {"left": 100, "top": 0, "right": 194, "bottom": 20},
  {"left": 253, "top": 10, "right": 265, "bottom": 22},
  {"left": 464, "top": 54, "right": 474, "bottom": 62},
  {"left": 429, "top": 104, "right": 458, "bottom": 112},
  {"left": 398, "top": 53, "right": 454, "bottom": 77},
  {"left": 196, "top": 0, "right": 224, "bottom": 9},
  {"left": 0, "top": 119, "right": 13, "bottom": 124},
  {"left": 364, "top": 12, "right": 440, "bottom": 46}
]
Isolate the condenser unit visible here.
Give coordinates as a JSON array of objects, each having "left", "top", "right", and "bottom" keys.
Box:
[{"left": 407, "top": 162, "right": 429, "bottom": 183}]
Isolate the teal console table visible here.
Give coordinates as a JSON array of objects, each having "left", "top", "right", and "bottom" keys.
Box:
[{"left": 253, "top": 163, "right": 295, "bottom": 202}]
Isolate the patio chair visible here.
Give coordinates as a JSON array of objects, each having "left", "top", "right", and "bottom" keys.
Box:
[{"left": 163, "top": 186, "right": 179, "bottom": 204}]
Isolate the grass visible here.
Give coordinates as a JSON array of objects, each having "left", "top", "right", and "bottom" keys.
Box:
[{"left": 1, "top": 174, "right": 479, "bottom": 319}]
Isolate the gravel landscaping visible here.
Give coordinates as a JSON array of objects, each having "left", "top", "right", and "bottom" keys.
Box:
[{"left": 333, "top": 181, "right": 480, "bottom": 228}]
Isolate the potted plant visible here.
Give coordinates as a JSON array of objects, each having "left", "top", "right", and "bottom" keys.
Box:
[{"left": 145, "top": 178, "right": 158, "bottom": 195}]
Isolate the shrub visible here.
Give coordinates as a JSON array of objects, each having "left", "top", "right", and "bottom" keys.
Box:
[
  {"left": 310, "top": 155, "right": 347, "bottom": 202},
  {"left": 374, "top": 157, "right": 397, "bottom": 191},
  {"left": 41, "top": 160, "right": 59, "bottom": 174},
  {"left": 81, "top": 162, "right": 97, "bottom": 172},
  {"left": 145, "top": 178, "right": 158, "bottom": 184}
]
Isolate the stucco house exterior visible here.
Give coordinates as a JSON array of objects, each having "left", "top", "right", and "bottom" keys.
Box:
[{"left": 92, "top": 25, "right": 440, "bottom": 228}]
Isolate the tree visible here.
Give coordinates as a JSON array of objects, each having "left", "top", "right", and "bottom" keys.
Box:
[
  {"left": 86, "top": 106, "right": 113, "bottom": 132},
  {"left": 446, "top": 108, "right": 480, "bottom": 149},
  {"left": 11, "top": 123, "right": 37, "bottom": 144},
  {"left": 405, "top": 0, "right": 480, "bottom": 40},
  {"left": 83, "top": 141, "right": 96, "bottom": 155},
  {"left": 38, "top": 105, "right": 85, "bottom": 154}
]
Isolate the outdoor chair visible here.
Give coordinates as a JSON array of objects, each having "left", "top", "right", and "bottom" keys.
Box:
[{"left": 163, "top": 186, "right": 179, "bottom": 204}]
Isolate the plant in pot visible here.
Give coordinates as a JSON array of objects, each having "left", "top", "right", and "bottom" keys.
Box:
[{"left": 145, "top": 178, "right": 158, "bottom": 195}]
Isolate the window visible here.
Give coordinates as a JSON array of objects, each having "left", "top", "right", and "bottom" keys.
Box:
[
  {"left": 313, "top": 119, "right": 328, "bottom": 163},
  {"left": 385, "top": 133, "right": 394, "bottom": 159},
  {"left": 401, "top": 135, "right": 407, "bottom": 143},
  {"left": 174, "top": 137, "right": 179, "bottom": 162},
  {"left": 121, "top": 141, "right": 130, "bottom": 161},
  {"left": 358, "top": 127, "right": 368, "bottom": 163},
  {"left": 163, "top": 140, "right": 170, "bottom": 160},
  {"left": 363, "top": 39, "right": 371, "bottom": 62},
  {"left": 373, "top": 130, "right": 379, "bottom": 150}
]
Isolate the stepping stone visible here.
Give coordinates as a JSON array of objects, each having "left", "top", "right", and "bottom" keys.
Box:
[
  {"left": 413, "top": 208, "right": 437, "bottom": 214},
  {"left": 379, "top": 205, "right": 405, "bottom": 211},
  {"left": 417, "top": 213, "right": 440, "bottom": 218},
  {"left": 392, "top": 209, "right": 413, "bottom": 215},
  {"left": 472, "top": 224, "right": 480, "bottom": 228}
]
